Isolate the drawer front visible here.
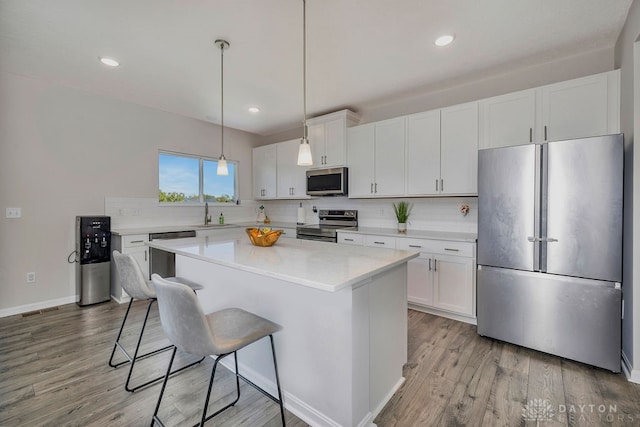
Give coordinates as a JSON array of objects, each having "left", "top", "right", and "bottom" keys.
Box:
[
  {"left": 338, "top": 233, "right": 364, "bottom": 245},
  {"left": 397, "top": 238, "right": 475, "bottom": 257},
  {"left": 123, "top": 234, "right": 149, "bottom": 248},
  {"left": 365, "top": 234, "right": 396, "bottom": 249}
]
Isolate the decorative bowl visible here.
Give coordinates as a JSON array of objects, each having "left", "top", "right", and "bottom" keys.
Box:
[{"left": 245, "top": 228, "right": 284, "bottom": 247}]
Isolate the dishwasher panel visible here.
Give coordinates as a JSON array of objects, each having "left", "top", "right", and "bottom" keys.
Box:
[{"left": 149, "top": 230, "right": 196, "bottom": 278}]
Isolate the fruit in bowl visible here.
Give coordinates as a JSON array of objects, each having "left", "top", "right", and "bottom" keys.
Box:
[{"left": 245, "top": 228, "right": 283, "bottom": 247}]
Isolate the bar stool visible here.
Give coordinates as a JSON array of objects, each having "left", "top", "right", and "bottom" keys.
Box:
[
  {"left": 150, "top": 273, "right": 286, "bottom": 427},
  {"left": 109, "top": 250, "right": 204, "bottom": 392}
]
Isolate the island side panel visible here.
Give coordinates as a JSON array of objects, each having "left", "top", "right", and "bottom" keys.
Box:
[
  {"left": 175, "top": 254, "right": 359, "bottom": 427},
  {"left": 368, "top": 263, "right": 408, "bottom": 419}
]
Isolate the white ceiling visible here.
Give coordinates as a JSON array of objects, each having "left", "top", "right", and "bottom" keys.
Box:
[{"left": 0, "top": 0, "right": 633, "bottom": 136}]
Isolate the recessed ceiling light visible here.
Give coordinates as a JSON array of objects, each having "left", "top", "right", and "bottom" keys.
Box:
[
  {"left": 248, "top": 106, "right": 260, "bottom": 114},
  {"left": 434, "top": 34, "right": 455, "bottom": 47},
  {"left": 99, "top": 57, "right": 120, "bottom": 67}
]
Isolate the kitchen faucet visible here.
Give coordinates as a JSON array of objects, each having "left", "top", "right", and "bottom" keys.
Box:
[{"left": 204, "top": 202, "right": 211, "bottom": 224}]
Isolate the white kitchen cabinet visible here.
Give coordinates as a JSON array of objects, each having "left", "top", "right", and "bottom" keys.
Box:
[
  {"left": 347, "top": 117, "right": 406, "bottom": 197},
  {"left": 337, "top": 231, "right": 477, "bottom": 323},
  {"left": 253, "top": 144, "right": 277, "bottom": 199},
  {"left": 405, "top": 103, "right": 478, "bottom": 196},
  {"left": 541, "top": 70, "right": 619, "bottom": 141},
  {"left": 276, "top": 139, "right": 310, "bottom": 199},
  {"left": 307, "top": 109, "right": 360, "bottom": 168},
  {"left": 440, "top": 102, "right": 478, "bottom": 195},
  {"left": 110, "top": 233, "right": 150, "bottom": 303},
  {"left": 479, "top": 89, "right": 536, "bottom": 149},
  {"left": 396, "top": 238, "right": 476, "bottom": 323},
  {"left": 406, "top": 109, "right": 441, "bottom": 196},
  {"left": 479, "top": 70, "right": 620, "bottom": 149}
]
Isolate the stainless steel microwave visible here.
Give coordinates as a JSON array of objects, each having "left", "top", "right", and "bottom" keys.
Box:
[{"left": 306, "top": 167, "right": 348, "bottom": 196}]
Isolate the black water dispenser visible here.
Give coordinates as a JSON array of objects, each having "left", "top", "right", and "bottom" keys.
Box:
[{"left": 76, "top": 216, "right": 111, "bottom": 306}]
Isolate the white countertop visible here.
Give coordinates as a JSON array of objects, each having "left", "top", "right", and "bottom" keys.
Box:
[
  {"left": 338, "top": 226, "right": 477, "bottom": 243},
  {"left": 111, "top": 221, "right": 300, "bottom": 236},
  {"left": 147, "top": 234, "right": 418, "bottom": 292}
]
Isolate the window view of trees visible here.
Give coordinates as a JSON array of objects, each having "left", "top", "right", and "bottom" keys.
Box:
[{"left": 158, "top": 152, "right": 237, "bottom": 204}]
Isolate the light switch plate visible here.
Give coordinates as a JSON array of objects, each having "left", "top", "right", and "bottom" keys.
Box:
[{"left": 6, "top": 207, "right": 21, "bottom": 218}]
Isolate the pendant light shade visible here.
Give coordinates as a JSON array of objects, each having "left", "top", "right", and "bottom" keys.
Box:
[
  {"left": 216, "top": 39, "right": 230, "bottom": 176},
  {"left": 297, "top": 0, "right": 313, "bottom": 166}
]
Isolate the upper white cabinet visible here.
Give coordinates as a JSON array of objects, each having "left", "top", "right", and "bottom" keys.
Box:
[
  {"left": 405, "top": 102, "right": 478, "bottom": 196},
  {"left": 347, "top": 117, "right": 406, "bottom": 197},
  {"left": 479, "top": 70, "right": 620, "bottom": 149},
  {"left": 406, "top": 110, "right": 440, "bottom": 195},
  {"left": 253, "top": 144, "right": 277, "bottom": 200},
  {"left": 440, "top": 102, "right": 479, "bottom": 195},
  {"left": 541, "top": 71, "right": 619, "bottom": 141},
  {"left": 276, "top": 139, "right": 310, "bottom": 199},
  {"left": 307, "top": 109, "right": 360, "bottom": 168},
  {"left": 479, "top": 89, "right": 536, "bottom": 149}
]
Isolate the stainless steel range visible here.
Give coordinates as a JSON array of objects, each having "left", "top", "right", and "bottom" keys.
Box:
[{"left": 296, "top": 209, "right": 358, "bottom": 243}]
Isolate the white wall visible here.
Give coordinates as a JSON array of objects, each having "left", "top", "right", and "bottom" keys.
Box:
[
  {"left": 0, "top": 71, "right": 258, "bottom": 314},
  {"left": 615, "top": 0, "right": 640, "bottom": 382}
]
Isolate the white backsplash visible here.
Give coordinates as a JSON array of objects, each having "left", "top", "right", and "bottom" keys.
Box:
[
  {"left": 105, "top": 196, "right": 477, "bottom": 233},
  {"left": 104, "top": 197, "right": 262, "bottom": 229},
  {"left": 260, "top": 197, "right": 478, "bottom": 233}
]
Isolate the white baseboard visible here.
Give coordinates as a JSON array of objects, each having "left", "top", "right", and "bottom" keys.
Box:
[
  {"left": 621, "top": 351, "right": 640, "bottom": 384},
  {"left": 218, "top": 357, "right": 350, "bottom": 427},
  {"left": 408, "top": 303, "right": 477, "bottom": 325},
  {"left": 0, "top": 296, "right": 78, "bottom": 318}
]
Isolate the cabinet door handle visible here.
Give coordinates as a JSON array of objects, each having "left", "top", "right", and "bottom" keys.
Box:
[
  {"left": 375, "top": 183, "right": 378, "bottom": 193},
  {"left": 409, "top": 245, "right": 422, "bottom": 248},
  {"left": 544, "top": 125, "right": 548, "bottom": 141},
  {"left": 435, "top": 179, "right": 438, "bottom": 191},
  {"left": 144, "top": 250, "right": 147, "bottom": 261},
  {"left": 434, "top": 259, "right": 437, "bottom": 271},
  {"left": 130, "top": 240, "right": 143, "bottom": 244},
  {"left": 371, "top": 183, "right": 374, "bottom": 193},
  {"left": 529, "top": 127, "right": 533, "bottom": 143},
  {"left": 344, "top": 238, "right": 354, "bottom": 242},
  {"left": 374, "top": 241, "right": 385, "bottom": 245},
  {"left": 444, "top": 248, "right": 459, "bottom": 252},
  {"left": 440, "top": 179, "right": 444, "bottom": 192},
  {"left": 428, "top": 258, "right": 432, "bottom": 271}
]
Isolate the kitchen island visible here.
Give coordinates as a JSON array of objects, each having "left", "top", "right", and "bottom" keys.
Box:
[{"left": 147, "top": 233, "right": 417, "bottom": 427}]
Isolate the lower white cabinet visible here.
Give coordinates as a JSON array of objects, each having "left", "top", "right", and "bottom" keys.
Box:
[
  {"left": 339, "top": 231, "right": 477, "bottom": 323},
  {"left": 111, "top": 233, "right": 150, "bottom": 303},
  {"left": 396, "top": 238, "right": 476, "bottom": 322}
]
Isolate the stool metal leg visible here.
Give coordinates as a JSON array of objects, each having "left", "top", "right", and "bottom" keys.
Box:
[
  {"left": 270, "top": 334, "right": 286, "bottom": 426},
  {"left": 151, "top": 346, "right": 177, "bottom": 427}
]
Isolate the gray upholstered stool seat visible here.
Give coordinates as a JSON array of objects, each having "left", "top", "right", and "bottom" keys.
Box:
[
  {"left": 109, "top": 250, "right": 204, "bottom": 392},
  {"left": 150, "top": 273, "right": 286, "bottom": 427}
]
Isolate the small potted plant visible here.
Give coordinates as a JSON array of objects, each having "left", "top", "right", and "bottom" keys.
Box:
[{"left": 393, "top": 201, "right": 413, "bottom": 233}]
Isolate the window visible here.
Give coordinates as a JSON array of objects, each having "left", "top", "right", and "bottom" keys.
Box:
[{"left": 158, "top": 151, "right": 237, "bottom": 204}]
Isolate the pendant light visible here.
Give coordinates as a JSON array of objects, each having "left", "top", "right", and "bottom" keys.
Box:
[
  {"left": 297, "top": 0, "right": 313, "bottom": 166},
  {"left": 215, "top": 39, "right": 230, "bottom": 175}
]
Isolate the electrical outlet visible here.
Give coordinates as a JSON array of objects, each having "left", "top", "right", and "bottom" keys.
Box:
[
  {"left": 6, "top": 207, "right": 21, "bottom": 218},
  {"left": 27, "top": 272, "right": 36, "bottom": 283}
]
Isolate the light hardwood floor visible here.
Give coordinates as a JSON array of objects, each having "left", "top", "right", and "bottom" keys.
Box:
[{"left": 1, "top": 301, "right": 639, "bottom": 426}]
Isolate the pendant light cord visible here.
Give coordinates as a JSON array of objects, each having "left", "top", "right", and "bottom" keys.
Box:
[
  {"left": 220, "top": 42, "right": 225, "bottom": 157},
  {"left": 302, "top": 0, "right": 307, "bottom": 140}
]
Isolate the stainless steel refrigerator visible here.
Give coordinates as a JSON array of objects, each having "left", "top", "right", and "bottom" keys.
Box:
[{"left": 477, "top": 134, "right": 623, "bottom": 372}]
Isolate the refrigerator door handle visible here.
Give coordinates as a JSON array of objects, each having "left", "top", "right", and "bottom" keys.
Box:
[
  {"left": 527, "top": 236, "right": 541, "bottom": 242},
  {"left": 546, "top": 237, "right": 558, "bottom": 242}
]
